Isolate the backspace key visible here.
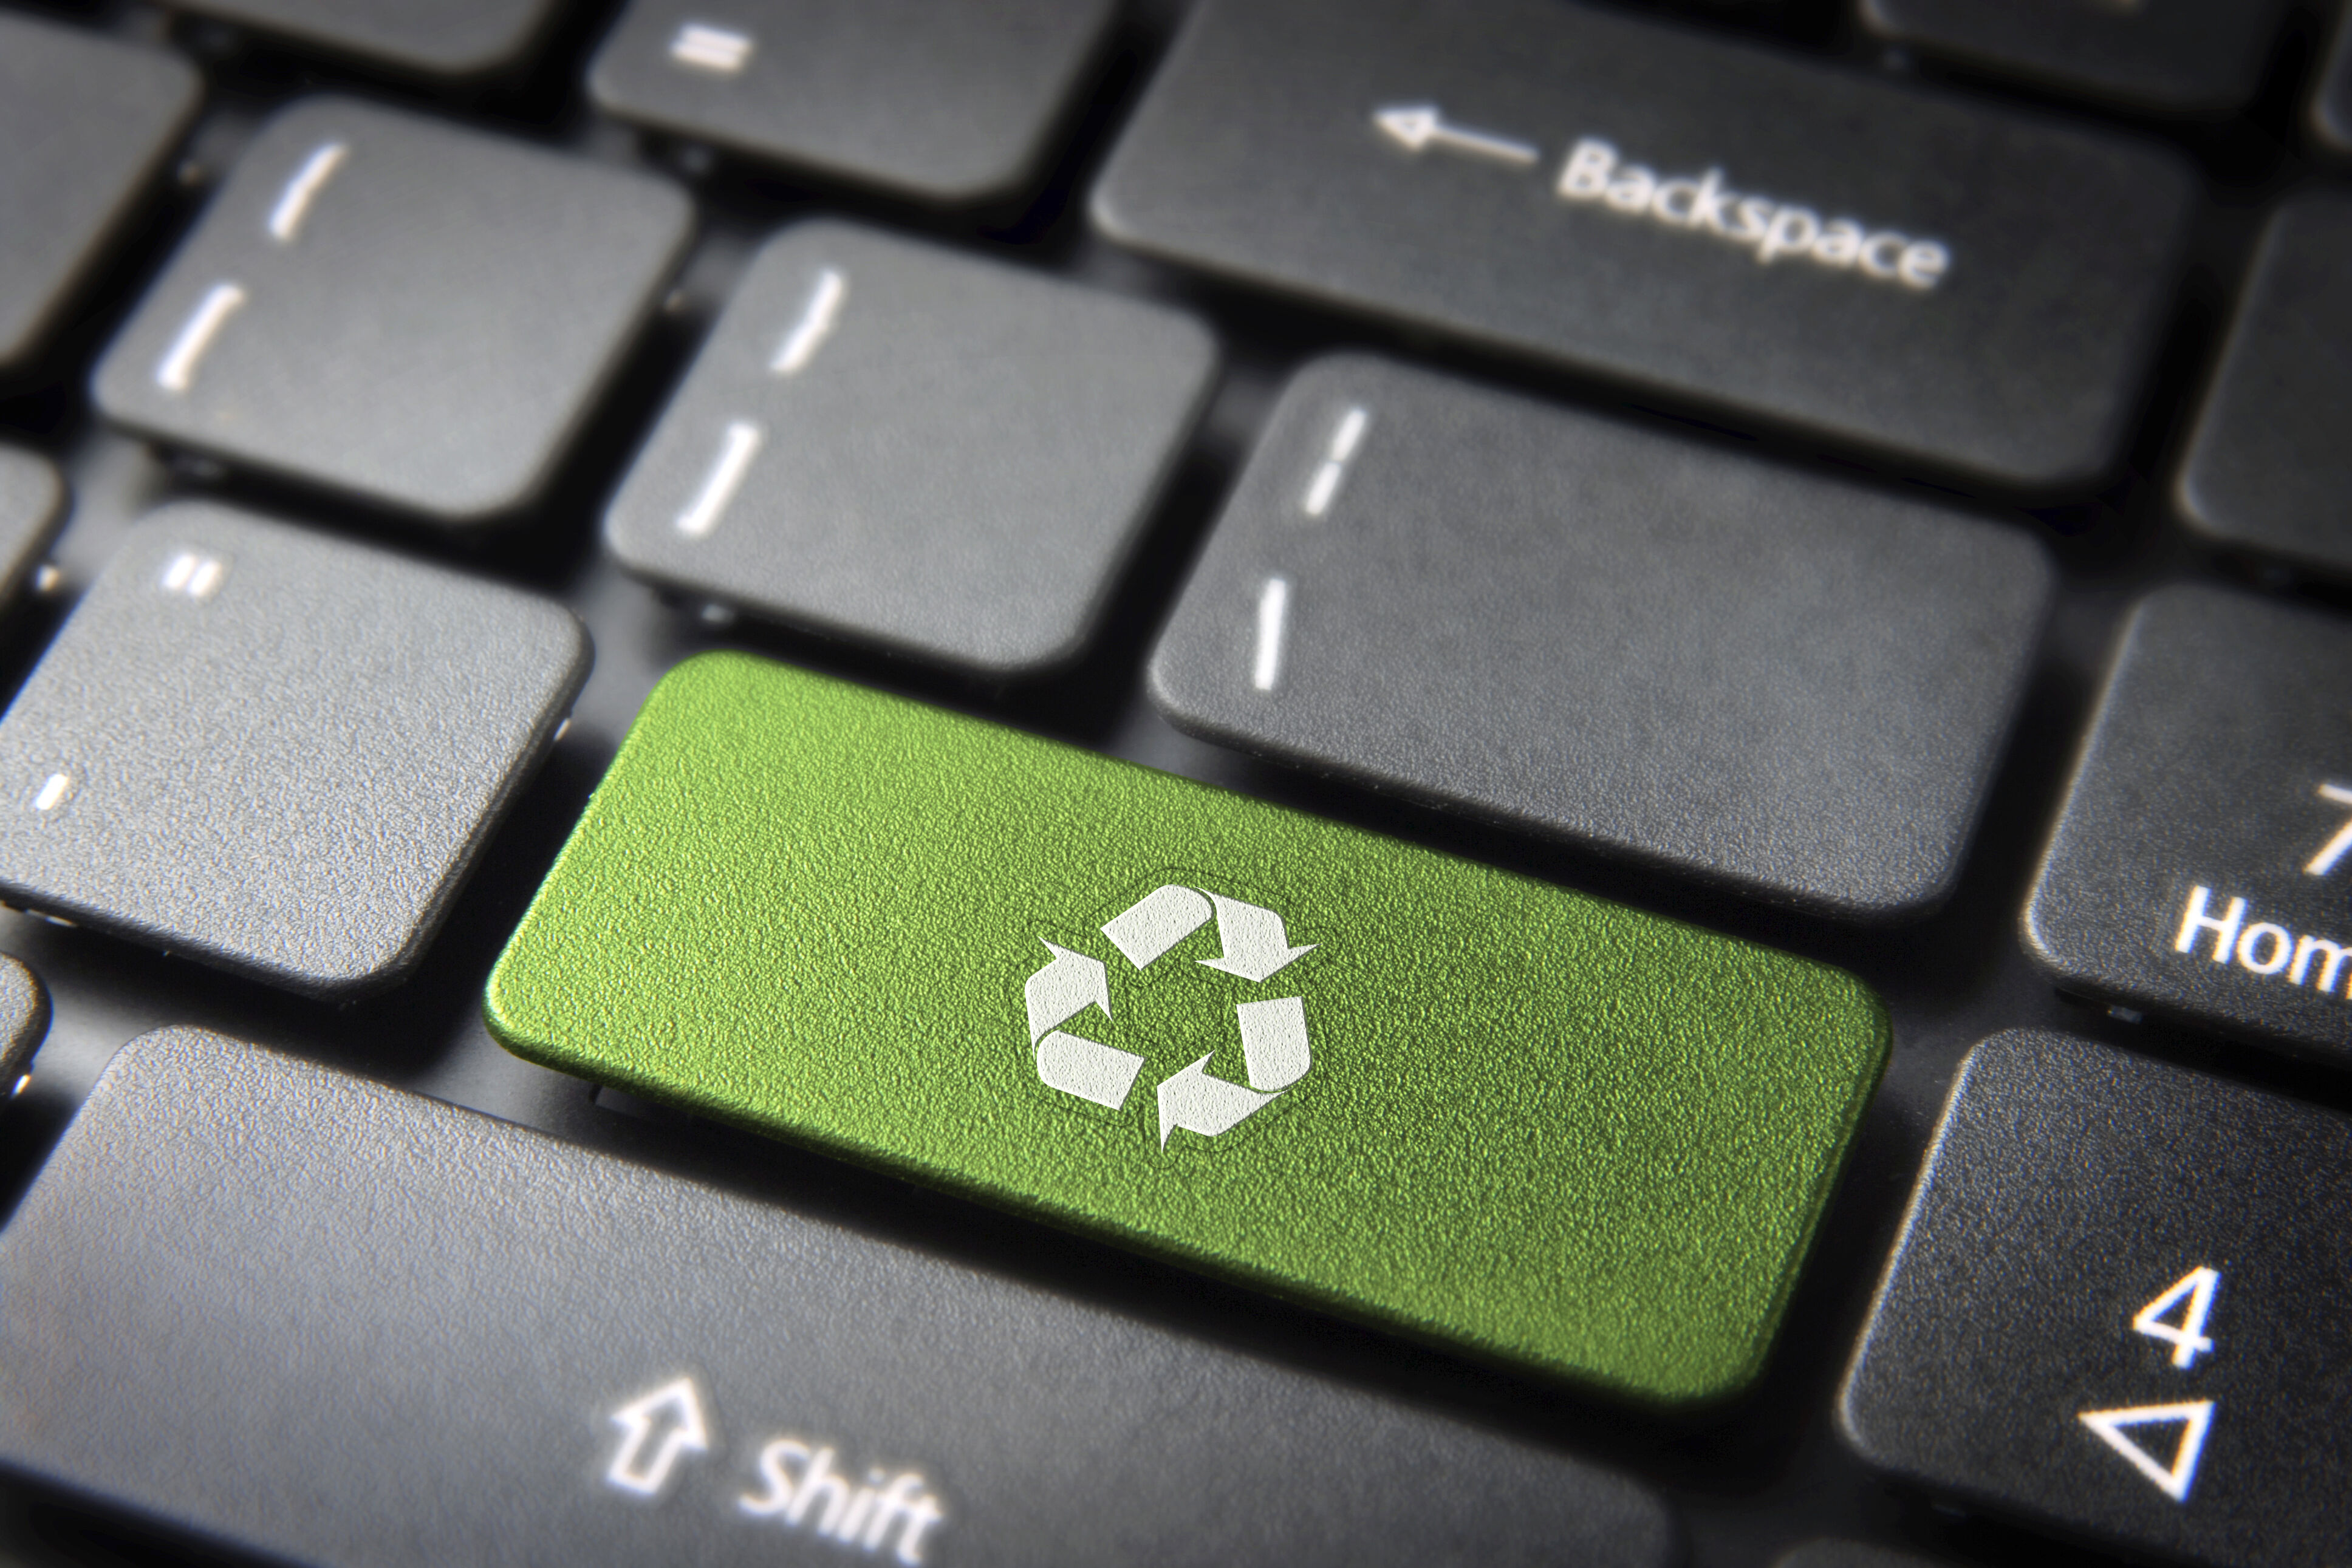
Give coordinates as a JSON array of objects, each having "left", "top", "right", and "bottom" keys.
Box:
[{"left": 1092, "top": 0, "right": 2193, "bottom": 489}]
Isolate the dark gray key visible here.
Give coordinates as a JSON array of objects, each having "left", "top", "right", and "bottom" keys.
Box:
[
  {"left": 0, "top": 1027, "right": 1676, "bottom": 1568},
  {"left": 1841, "top": 1029, "right": 2352, "bottom": 1567},
  {"left": 590, "top": 0, "right": 1118, "bottom": 203},
  {"left": 2175, "top": 196, "right": 2352, "bottom": 575},
  {"left": 2026, "top": 587, "right": 2352, "bottom": 1054},
  {"left": 0, "top": 15, "right": 199, "bottom": 370},
  {"left": 606, "top": 222, "right": 1213, "bottom": 673},
  {"left": 1861, "top": 0, "right": 2288, "bottom": 115},
  {"left": 0, "top": 502, "right": 589, "bottom": 997},
  {"left": 171, "top": 0, "right": 561, "bottom": 78},
  {"left": 94, "top": 97, "right": 691, "bottom": 525},
  {"left": 0, "top": 955, "right": 49, "bottom": 1092},
  {"left": 2315, "top": 7, "right": 2352, "bottom": 157},
  {"left": 1773, "top": 1546, "right": 1943, "bottom": 1568},
  {"left": 1149, "top": 355, "right": 2053, "bottom": 920},
  {"left": 1091, "top": 0, "right": 2192, "bottom": 490},
  {"left": 0, "top": 449, "right": 66, "bottom": 605}
]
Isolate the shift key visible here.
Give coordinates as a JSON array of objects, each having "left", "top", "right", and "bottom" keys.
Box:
[
  {"left": 1091, "top": 0, "right": 2192, "bottom": 489},
  {"left": 488, "top": 654, "right": 1890, "bottom": 1402}
]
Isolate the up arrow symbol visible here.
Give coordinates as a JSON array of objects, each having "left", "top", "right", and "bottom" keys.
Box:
[
  {"left": 605, "top": 1376, "right": 712, "bottom": 1498},
  {"left": 1197, "top": 895, "right": 1314, "bottom": 983}
]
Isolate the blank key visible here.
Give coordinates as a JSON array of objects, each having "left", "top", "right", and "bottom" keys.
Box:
[
  {"left": 167, "top": 0, "right": 562, "bottom": 78},
  {"left": 0, "top": 14, "right": 199, "bottom": 369},
  {"left": 93, "top": 97, "right": 691, "bottom": 525},
  {"left": 0, "top": 503, "right": 589, "bottom": 996}
]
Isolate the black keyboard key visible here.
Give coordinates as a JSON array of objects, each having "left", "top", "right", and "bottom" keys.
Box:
[
  {"left": 1841, "top": 1029, "right": 2352, "bottom": 1567},
  {"left": 606, "top": 220, "right": 1212, "bottom": 673},
  {"left": 93, "top": 97, "right": 691, "bottom": 524},
  {"left": 2314, "top": 7, "right": 2352, "bottom": 157},
  {"left": 0, "top": 448, "right": 65, "bottom": 603},
  {"left": 1861, "top": 0, "right": 2289, "bottom": 115},
  {"left": 1774, "top": 1545, "right": 1942, "bottom": 1568},
  {"left": 0, "top": 955, "right": 49, "bottom": 1092},
  {"left": 2175, "top": 194, "right": 2352, "bottom": 575},
  {"left": 1091, "top": 0, "right": 2193, "bottom": 489},
  {"left": 2026, "top": 586, "right": 2352, "bottom": 1053},
  {"left": 1149, "top": 355, "right": 2053, "bottom": 919},
  {"left": 0, "top": 15, "right": 199, "bottom": 370},
  {"left": 0, "top": 1026, "right": 1678, "bottom": 1568},
  {"left": 0, "top": 503, "right": 588, "bottom": 996},
  {"left": 172, "top": 0, "right": 562, "bottom": 78},
  {"left": 590, "top": 0, "right": 1120, "bottom": 204}
]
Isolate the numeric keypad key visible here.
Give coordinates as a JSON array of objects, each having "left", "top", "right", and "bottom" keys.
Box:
[
  {"left": 2026, "top": 586, "right": 2352, "bottom": 1052},
  {"left": 1861, "top": 0, "right": 2289, "bottom": 115},
  {"left": 2175, "top": 195, "right": 2352, "bottom": 576},
  {"left": 1841, "top": 1029, "right": 2352, "bottom": 1567}
]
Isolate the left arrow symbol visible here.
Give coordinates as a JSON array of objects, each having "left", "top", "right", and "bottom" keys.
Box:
[
  {"left": 1373, "top": 103, "right": 1539, "bottom": 166},
  {"left": 605, "top": 1376, "right": 711, "bottom": 1498}
]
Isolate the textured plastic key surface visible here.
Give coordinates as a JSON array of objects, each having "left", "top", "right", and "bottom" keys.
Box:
[
  {"left": 1150, "top": 355, "right": 2053, "bottom": 920},
  {"left": 590, "top": 0, "right": 1120, "bottom": 202},
  {"left": 0, "top": 955, "right": 49, "bottom": 1089},
  {"left": 0, "top": 449, "right": 65, "bottom": 607},
  {"left": 0, "top": 15, "right": 199, "bottom": 368},
  {"left": 1860, "top": 0, "right": 2289, "bottom": 114},
  {"left": 488, "top": 653, "right": 1889, "bottom": 1402},
  {"left": 93, "top": 97, "right": 691, "bottom": 523},
  {"left": 2175, "top": 194, "right": 2352, "bottom": 576},
  {"left": 168, "top": 0, "right": 561, "bottom": 76},
  {"left": 1840, "top": 1030, "right": 2352, "bottom": 1567},
  {"left": 0, "top": 502, "right": 589, "bottom": 996},
  {"left": 1090, "top": 0, "right": 2192, "bottom": 489},
  {"left": 605, "top": 221, "right": 1213, "bottom": 673},
  {"left": 2026, "top": 586, "right": 2352, "bottom": 1054},
  {"left": 1772, "top": 1544, "right": 1943, "bottom": 1568},
  {"left": 0, "top": 1028, "right": 1677, "bottom": 1568}
]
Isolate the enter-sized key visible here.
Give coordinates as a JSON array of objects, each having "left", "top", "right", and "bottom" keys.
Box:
[
  {"left": 489, "top": 654, "right": 1889, "bottom": 1402},
  {"left": 1152, "top": 356, "right": 2054, "bottom": 921},
  {"left": 1092, "top": 0, "right": 2192, "bottom": 488}
]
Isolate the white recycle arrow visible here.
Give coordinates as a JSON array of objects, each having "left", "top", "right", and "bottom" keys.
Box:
[
  {"left": 1158, "top": 1055, "right": 1279, "bottom": 1147},
  {"left": 605, "top": 1376, "right": 711, "bottom": 1498},
  {"left": 1198, "top": 895, "right": 1314, "bottom": 983},
  {"left": 1373, "top": 103, "right": 1539, "bottom": 166},
  {"left": 1157, "top": 997, "right": 1310, "bottom": 1145},
  {"left": 1025, "top": 941, "right": 1110, "bottom": 1040},
  {"left": 1027, "top": 941, "right": 1143, "bottom": 1111},
  {"left": 1102, "top": 884, "right": 1214, "bottom": 967}
]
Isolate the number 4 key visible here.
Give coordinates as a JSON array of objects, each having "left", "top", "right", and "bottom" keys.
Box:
[{"left": 2133, "top": 1266, "right": 2220, "bottom": 1369}]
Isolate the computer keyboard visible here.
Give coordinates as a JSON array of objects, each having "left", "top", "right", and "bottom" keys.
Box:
[{"left": 0, "top": 2, "right": 2343, "bottom": 1566}]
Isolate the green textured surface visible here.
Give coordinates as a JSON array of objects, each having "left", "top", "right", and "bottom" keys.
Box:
[{"left": 487, "top": 653, "right": 1889, "bottom": 1401}]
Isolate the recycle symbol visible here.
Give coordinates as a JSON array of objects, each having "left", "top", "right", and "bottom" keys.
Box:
[{"left": 1023, "top": 884, "right": 1314, "bottom": 1148}]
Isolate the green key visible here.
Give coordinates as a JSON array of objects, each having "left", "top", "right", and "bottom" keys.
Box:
[{"left": 487, "top": 654, "right": 1887, "bottom": 1402}]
